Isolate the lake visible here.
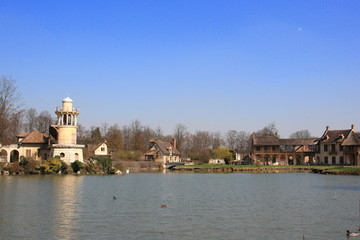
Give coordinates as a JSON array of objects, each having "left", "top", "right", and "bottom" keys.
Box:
[{"left": 0, "top": 173, "right": 360, "bottom": 240}]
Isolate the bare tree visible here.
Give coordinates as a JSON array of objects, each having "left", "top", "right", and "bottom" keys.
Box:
[
  {"left": 210, "top": 132, "right": 223, "bottom": 149},
  {"left": 106, "top": 124, "right": 123, "bottom": 151},
  {"left": 173, "top": 123, "right": 188, "bottom": 151},
  {"left": 236, "top": 131, "right": 251, "bottom": 154},
  {"left": 37, "top": 111, "right": 53, "bottom": 133},
  {"left": 122, "top": 125, "right": 131, "bottom": 152},
  {"left": 155, "top": 126, "right": 163, "bottom": 139},
  {"left": 77, "top": 124, "right": 87, "bottom": 140},
  {"left": 0, "top": 76, "right": 23, "bottom": 144},
  {"left": 130, "top": 120, "right": 144, "bottom": 151},
  {"left": 225, "top": 130, "right": 238, "bottom": 151},
  {"left": 101, "top": 122, "right": 109, "bottom": 137},
  {"left": 256, "top": 122, "right": 278, "bottom": 136},
  {"left": 24, "top": 108, "right": 38, "bottom": 132},
  {"left": 289, "top": 130, "right": 312, "bottom": 139}
]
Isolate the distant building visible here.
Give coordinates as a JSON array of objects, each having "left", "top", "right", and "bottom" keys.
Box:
[
  {"left": 143, "top": 138, "right": 181, "bottom": 163},
  {"left": 251, "top": 134, "right": 318, "bottom": 165},
  {"left": 83, "top": 141, "right": 109, "bottom": 160},
  {"left": 315, "top": 125, "right": 360, "bottom": 166}
]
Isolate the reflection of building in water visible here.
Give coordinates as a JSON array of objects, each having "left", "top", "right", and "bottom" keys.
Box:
[{"left": 53, "top": 176, "right": 83, "bottom": 240}]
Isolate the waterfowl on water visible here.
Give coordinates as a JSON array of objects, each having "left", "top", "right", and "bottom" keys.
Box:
[
  {"left": 346, "top": 230, "right": 359, "bottom": 237},
  {"left": 113, "top": 196, "right": 117, "bottom": 200},
  {"left": 160, "top": 204, "right": 168, "bottom": 208}
]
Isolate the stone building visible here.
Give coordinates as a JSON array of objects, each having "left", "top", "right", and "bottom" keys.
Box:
[
  {"left": 251, "top": 134, "right": 318, "bottom": 165},
  {"left": 0, "top": 130, "right": 50, "bottom": 162},
  {"left": 143, "top": 138, "right": 181, "bottom": 163},
  {"left": 0, "top": 97, "right": 84, "bottom": 164},
  {"left": 315, "top": 125, "right": 360, "bottom": 166},
  {"left": 49, "top": 97, "right": 84, "bottom": 163}
]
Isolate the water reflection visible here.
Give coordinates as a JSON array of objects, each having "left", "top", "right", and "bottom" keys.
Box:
[
  {"left": 53, "top": 176, "right": 83, "bottom": 240},
  {"left": 1, "top": 173, "right": 360, "bottom": 240}
]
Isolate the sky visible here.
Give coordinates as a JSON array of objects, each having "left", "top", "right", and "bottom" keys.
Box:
[{"left": 1, "top": 0, "right": 360, "bottom": 137}]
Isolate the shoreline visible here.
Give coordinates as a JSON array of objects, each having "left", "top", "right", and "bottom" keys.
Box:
[{"left": 172, "top": 165, "right": 360, "bottom": 175}]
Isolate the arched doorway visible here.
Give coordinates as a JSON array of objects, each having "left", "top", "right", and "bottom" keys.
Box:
[
  {"left": 10, "top": 150, "right": 19, "bottom": 162},
  {"left": 288, "top": 155, "right": 294, "bottom": 165},
  {"left": 0, "top": 149, "right": 7, "bottom": 162},
  {"left": 296, "top": 155, "right": 302, "bottom": 165},
  {"left": 75, "top": 153, "right": 79, "bottom": 161}
]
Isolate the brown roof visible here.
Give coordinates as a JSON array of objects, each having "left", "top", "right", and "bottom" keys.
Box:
[
  {"left": 252, "top": 135, "right": 280, "bottom": 146},
  {"left": 20, "top": 130, "right": 49, "bottom": 144},
  {"left": 279, "top": 138, "right": 318, "bottom": 146},
  {"left": 342, "top": 131, "right": 360, "bottom": 146},
  {"left": 320, "top": 129, "right": 352, "bottom": 144},
  {"left": 148, "top": 138, "right": 181, "bottom": 155}
]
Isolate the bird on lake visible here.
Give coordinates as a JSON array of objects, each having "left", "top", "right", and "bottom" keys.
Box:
[
  {"left": 113, "top": 196, "right": 117, "bottom": 200},
  {"left": 346, "top": 230, "right": 359, "bottom": 237},
  {"left": 160, "top": 204, "right": 168, "bottom": 208}
]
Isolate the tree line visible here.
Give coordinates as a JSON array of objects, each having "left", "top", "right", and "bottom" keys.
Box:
[{"left": 0, "top": 75, "right": 313, "bottom": 162}]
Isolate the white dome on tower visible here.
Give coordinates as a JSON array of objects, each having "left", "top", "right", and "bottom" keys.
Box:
[{"left": 62, "top": 96, "right": 73, "bottom": 103}]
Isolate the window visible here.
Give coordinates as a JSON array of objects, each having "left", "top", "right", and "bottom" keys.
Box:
[
  {"left": 75, "top": 153, "right": 79, "bottom": 160},
  {"left": 26, "top": 150, "right": 31, "bottom": 158},
  {"left": 44, "top": 153, "right": 48, "bottom": 160},
  {"left": 256, "top": 146, "right": 260, "bottom": 151},
  {"left": 332, "top": 157, "right": 336, "bottom": 164},
  {"left": 331, "top": 144, "right": 336, "bottom": 152},
  {"left": 264, "top": 146, "right": 268, "bottom": 151},
  {"left": 324, "top": 156, "right": 328, "bottom": 164},
  {"left": 272, "top": 146, "right": 276, "bottom": 152},
  {"left": 324, "top": 144, "right": 328, "bottom": 152},
  {"left": 339, "top": 145, "right": 343, "bottom": 151},
  {"left": 60, "top": 153, "right": 65, "bottom": 158},
  {"left": 340, "top": 156, "right": 344, "bottom": 164},
  {"left": 101, "top": 147, "right": 105, "bottom": 152}
]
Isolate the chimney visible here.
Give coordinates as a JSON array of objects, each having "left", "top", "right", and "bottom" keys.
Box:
[
  {"left": 172, "top": 138, "right": 177, "bottom": 149},
  {"left": 326, "top": 126, "right": 329, "bottom": 131},
  {"left": 351, "top": 124, "right": 355, "bottom": 131}
]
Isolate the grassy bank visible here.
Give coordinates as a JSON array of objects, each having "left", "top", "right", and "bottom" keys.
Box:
[{"left": 173, "top": 164, "right": 360, "bottom": 175}]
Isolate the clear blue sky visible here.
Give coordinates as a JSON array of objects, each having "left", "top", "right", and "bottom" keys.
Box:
[{"left": 1, "top": 0, "right": 360, "bottom": 137}]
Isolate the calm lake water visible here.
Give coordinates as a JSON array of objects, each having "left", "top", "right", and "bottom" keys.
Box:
[{"left": 1, "top": 173, "right": 360, "bottom": 240}]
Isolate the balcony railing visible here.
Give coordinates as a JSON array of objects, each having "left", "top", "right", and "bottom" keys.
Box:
[{"left": 55, "top": 107, "right": 79, "bottom": 112}]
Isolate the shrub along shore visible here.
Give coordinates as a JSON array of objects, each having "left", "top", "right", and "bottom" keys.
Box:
[
  {"left": 0, "top": 156, "right": 121, "bottom": 175},
  {"left": 173, "top": 165, "right": 360, "bottom": 175},
  {"left": 1, "top": 160, "right": 360, "bottom": 176}
]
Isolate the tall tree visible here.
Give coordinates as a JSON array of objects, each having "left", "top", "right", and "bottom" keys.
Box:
[
  {"left": 289, "top": 130, "right": 312, "bottom": 139},
  {"left": 106, "top": 124, "right": 123, "bottom": 151},
  {"left": 0, "top": 76, "right": 23, "bottom": 144},
  {"left": 256, "top": 122, "right": 278, "bottom": 136},
  {"left": 173, "top": 123, "right": 188, "bottom": 151},
  {"left": 37, "top": 111, "right": 53, "bottom": 133},
  {"left": 225, "top": 130, "right": 238, "bottom": 151},
  {"left": 90, "top": 126, "right": 102, "bottom": 142},
  {"left": 24, "top": 108, "right": 38, "bottom": 132}
]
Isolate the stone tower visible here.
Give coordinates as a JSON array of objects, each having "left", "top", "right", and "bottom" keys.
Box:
[{"left": 50, "top": 97, "right": 84, "bottom": 164}]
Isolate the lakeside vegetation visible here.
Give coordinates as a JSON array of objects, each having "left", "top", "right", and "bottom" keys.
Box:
[
  {"left": 0, "top": 156, "right": 120, "bottom": 175},
  {"left": 174, "top": 164, "right": 360, "bottom": 175}
]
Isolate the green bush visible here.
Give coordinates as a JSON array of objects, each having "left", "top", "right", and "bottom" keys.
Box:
[
  {"left": 94, "top": 156, "right": 112, "bottom": 173},
  {"left": 60, "top": 161, "right": 69, "bottom": 173},
  {"left": 71, "top": 160, "right": 83, "bottom": 173}
]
